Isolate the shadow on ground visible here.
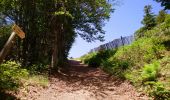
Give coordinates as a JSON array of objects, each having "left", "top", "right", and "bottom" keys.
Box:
[
  {"left": 14, "top": 60, "right": 147, "bottom": 100},
  {"left": 51, "top": 60, "right": 125, "bottom": 94},
  {"left": 0, "top": 92, "right": 19, "bottom": 100}
]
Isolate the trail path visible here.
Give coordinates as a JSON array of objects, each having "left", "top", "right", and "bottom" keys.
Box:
[{"left": 17, "top": 60, "right": 149, "bottom": 100}]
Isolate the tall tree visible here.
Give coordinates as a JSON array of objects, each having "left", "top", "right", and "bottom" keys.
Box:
[
  {"left": 135, "top": 5, "right": 156, "bottom": 39},
  {"left": 141, "top": 5, "right": 156, "bottom": 30},
  {"left": 154, "top": 0, "right": 170, "bottom": 10},
  {"left": 50, "top": 0, "right": 114, "bottom": 69},
  {"left": 0, "top": 0, "right": 115, "bottom": 70}
]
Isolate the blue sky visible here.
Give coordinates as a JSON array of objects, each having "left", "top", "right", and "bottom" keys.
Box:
[{"left": 69, "top": 0, "right": 164, "bottom": 58}]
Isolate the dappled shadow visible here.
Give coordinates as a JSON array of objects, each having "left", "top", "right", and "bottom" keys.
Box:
[
  {"left": 20, "top": 60, "right": 148, "bottom": 100},
  {"left": 0, "top": 92, "right": 19, "bottom": 100},
  {"left": 50, "top": 60, "right": 125, "bottom": 97}
]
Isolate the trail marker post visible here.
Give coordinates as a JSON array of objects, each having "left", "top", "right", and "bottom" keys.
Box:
[{"left": 0, "top": 24, "right": 25, "bottom": 63}]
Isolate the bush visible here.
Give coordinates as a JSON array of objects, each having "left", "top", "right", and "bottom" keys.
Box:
[
  {"left": 114, "top": 38, "right": 165, "bottom": 68},
  {"left": 102, "top": 57, "right": 130, "bottom": 77},
  {"left": 80, "top": 52, "right": 97, "bottom": 64},
  {"left": 145, "top": 81, "right": 170, "bottom": 100},
  {"left": 27, "top": 64, "right": 49, "bottom": 74},
  {"left": 87, "top": 55, "right": 101, "bottom": 67},
  {"left": 141, "top": 62, "right": 160, "bottom": 82},
  {"left": 0, "top": 61, "right": 29, "bottom": 91},
  {"left": 81, "top": 49, "right": 117, "bottom": 67}
]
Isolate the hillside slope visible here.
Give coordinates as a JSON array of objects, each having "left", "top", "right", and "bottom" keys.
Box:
[{"left": 80, "top": 14, "right": 170, "bottom": 99}]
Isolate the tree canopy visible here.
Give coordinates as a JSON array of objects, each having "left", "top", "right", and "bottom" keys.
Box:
[
  {"left": 154, "top": 0, "right": 170, "bottom": 10},
  {"left": 0, "top": 0, "right": 115, "bottom": 69},
  {"left": 135, "top": 5, "right": 156, "bottom": 39},
  {"left": 156, "top": 10, "right": 167, "bottom": 24},
  {"left": 141, "top": 5, "right": 156, "bottom": 30}
]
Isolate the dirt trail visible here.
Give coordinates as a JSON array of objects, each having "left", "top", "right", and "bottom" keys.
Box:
[{"left": 17, "top": 60, "right": 149, "bottom": 100}]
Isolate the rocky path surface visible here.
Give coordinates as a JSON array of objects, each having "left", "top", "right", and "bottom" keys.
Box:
[{"left": 17, "top": 60, "right": 149, "bottom": 100}]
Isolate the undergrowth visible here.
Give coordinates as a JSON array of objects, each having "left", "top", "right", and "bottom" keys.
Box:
[
  {"left": 0, "top": 61, "right": 28, "bottom": 91},
  {"left": 79, "top": 14, "right": 170, "bottom": 99},
  {"left": 0, "top": 61, "right": 49, "bottom": 93}
]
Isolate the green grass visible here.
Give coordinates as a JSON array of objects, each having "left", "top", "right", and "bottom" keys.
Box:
[
  {"left": 0, "top": 61, "right": 49, "bottom": 93},
  {"left": 25, "top": 75, "right": 49, "bottom": 87}
]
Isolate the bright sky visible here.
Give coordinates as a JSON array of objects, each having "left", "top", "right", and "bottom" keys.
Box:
[{"left": 69, "top": 0, "right": 164, "bottom": 58}]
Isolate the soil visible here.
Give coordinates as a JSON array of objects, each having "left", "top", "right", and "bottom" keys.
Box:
[{"left": 14, "top": 60, "right": 149, "bottom": 100}]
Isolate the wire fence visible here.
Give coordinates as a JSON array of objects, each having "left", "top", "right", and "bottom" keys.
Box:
[{"left": 89, "top": 35, "right": 134, "bottom": 53}]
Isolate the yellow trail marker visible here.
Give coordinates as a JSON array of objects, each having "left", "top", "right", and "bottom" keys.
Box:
[
  {"left": 12, "top": 24, "right": 25, "bottom": 39},
  {"left": 0, "top": 24, "right": 25, "bottom": 63}
]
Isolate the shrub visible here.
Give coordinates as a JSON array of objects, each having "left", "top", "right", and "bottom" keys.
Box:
[
  {"left": 80, "top": 52, "right": 97, "bottom": 64},
  {"left": 141, "top": 62, "right": 160, "bottom": 82},
  {"left": 81, "top": 49, "right": 117, "bottom": 67},
  {"left": 97, "top": 49, "right": 117, "bottom": 60},
  {"left": 114, "top": 38, "right": 165, "bottom": 68},
  {"left": 87, "top": 55, "right": 101, "bottom": 67},
  {"left": 0, "top": 61, "right": 29, "bottom": 91},
  {"left": 145, "top": 81, "right": 170, "bottom": 100},
  {"left": 88, "top": 49, "right": 117, "bottom": 67},
  {"left": 102, "top": 57, "right": 130, "bottom": 77},
  {"left": 27, "top": 64, "right": 49, "bottom": 74}
]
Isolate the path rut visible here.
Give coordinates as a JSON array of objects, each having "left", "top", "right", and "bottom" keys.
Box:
[{"left": 16, "top": 60, "right": 149, "bottom": 100}]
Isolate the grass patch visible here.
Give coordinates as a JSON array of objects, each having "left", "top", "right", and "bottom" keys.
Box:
[{"left": 26, "top": 75, "right": 49, "bottom": 87}]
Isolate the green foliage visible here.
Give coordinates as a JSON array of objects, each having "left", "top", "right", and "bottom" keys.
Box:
[
  {"left": 156, "top": 10, "right": 167, "bottom": 24},
  {"left": 164, "top": 14, "right": 170, "bottom": 28},
  {"left": 80, "top": 52, "right": 97, "bottom": 64},
  {"left": 141, "top": 5, "right": 156, "bottom": 30},
  {"left": 80, "top": 16, "right": 170, "bottom": 98},
  {"left": 141, "top": 62, "right": 160, "bottom": 82},
  {"left": 86, "top": 7, "right": 170, "bottom": 100},
  {"left": 135, "top": 9, "right": 168, "bottom": 39},
  {"left": 102, "top": 58, "right": 129, "bottom": 77},
  {"left": 27, "top": 64, "right": 49, "bottom": 74},
  {"left": 134, "top": 27, "right": 146, "bottom": 39},
  {"left": 54, "top": 11, "right": 73, "bottom": 19},
  {"left": 26, "top": 75, "right": 49, "bottom": 87},
  {"left": 124, "top": 57, "right": 170, "bottom": 99},
  {"left": 152, "top": 82, "right": 170, "bottom": 100},
  {"left": 115, "top": 38, "right": 165, "bottom": 68},
  {"left": 154, "top": 0, "right": 170, "bottom": 10},
  {"left": 124, "top": 69, "right": 141, "bottom": 85},
  {"left": 81, "top": 49, "right": 117, "bottom": 67},
  {"left": 98, "top": 15, "right": 170, "bottom": 98},
  {"left": 74, "top": 0, "right": 114, "bottom": 42},
  {"left": 0, "top": 61, "right": 29, "bottom": 91},
  {"left": 0, "top": 25, "right": 11, "bottom": 50},
  {"left": 137, "top": 14, "right": 170, "bottom": 38},
  {"left": 0, "top": 0, "right": 115, "bottom": 67},
  {"left": 87, "top": 55, "right": 101, "bottom": 67},
  {"left": 145, "top": 81, "right": 170, "bottom": 99}
]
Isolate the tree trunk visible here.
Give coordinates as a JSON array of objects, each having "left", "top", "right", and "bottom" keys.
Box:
[{"left": 51, "top": 20, "right": 66, "bottom": 70}]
